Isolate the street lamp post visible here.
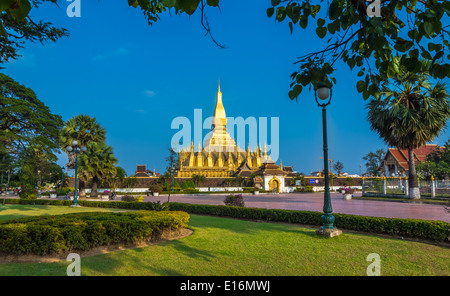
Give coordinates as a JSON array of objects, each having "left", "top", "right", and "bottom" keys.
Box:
[
  {"left": 314, "top": 82, "right": 342, "bottom": 237},
  {"left": 169, "top": 166, "right": 177, "bottom": 203},
  {"left": 66, "top": 140, "right": 86, "bottom": 207},
  {"left": 60, "top": 166, "right": 65, "bottom": 195}
]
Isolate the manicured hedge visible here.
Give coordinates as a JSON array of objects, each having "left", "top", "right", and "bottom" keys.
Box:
[
  {"left": 168, "top": 203, "right": 450, "bottom": 243},
  {"left": 0, "top": 210, "right": 189, "bottom": 255},
  {"left": 3, "top": 199, "right": 449, "bottom": 242}
]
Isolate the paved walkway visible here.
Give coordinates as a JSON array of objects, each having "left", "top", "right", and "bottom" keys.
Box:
[
  {"left": 2, "top": 192, "right": 449, "bottom": 222},
  {"left": 149, "top": 192, "right": 450, "bottom": 223}
]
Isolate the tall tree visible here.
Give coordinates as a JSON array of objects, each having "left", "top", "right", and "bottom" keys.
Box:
[
  {"left": 60, "top": 114, "right": 106, "bottom": 169},
  {"left": 417, "top": 140, "right": 450, "bottom": 180},
  {"left": 333, "top": 160, "right": 344, "bottom": 175},
  {"left": 192, "top": 174, "right": 206, "bottom": 187},
  {"left": 0, "top": 73, "right": 63, "bottom": 166},
  {"left": 366, "top": 61, "right": 450, "bottom": 199},
  {"left": 0, "top": 0, "right": 69, "bottom": 66},
  {"left": 78, "top": 142, "right": 117, "bottom": 197},
  {"left": 362, "top": 149, "right": 385, "bottom": 176}
]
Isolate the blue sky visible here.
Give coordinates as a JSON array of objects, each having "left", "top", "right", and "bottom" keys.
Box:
[{"left": 3, "top": 0, "right": 449, "bottom": 176}]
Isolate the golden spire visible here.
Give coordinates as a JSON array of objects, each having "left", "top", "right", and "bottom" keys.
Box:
[
  {"left": 197, "top": 144, "right": 203, "bottom": 167},
  {"left": 213, "top": 81, "right": 226, "bottom": 125}
]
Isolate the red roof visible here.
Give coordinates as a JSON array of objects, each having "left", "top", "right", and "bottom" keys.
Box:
[{"left": 385, "top": 144, "right": 442, "bottom": 170}]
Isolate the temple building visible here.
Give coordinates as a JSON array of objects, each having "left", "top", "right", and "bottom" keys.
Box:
[
  {"left": 380, "top": 144, "right": 443, "bottom": 177},
  {"left": 176, "top": 82, "right": 295, "bottom": 192}
]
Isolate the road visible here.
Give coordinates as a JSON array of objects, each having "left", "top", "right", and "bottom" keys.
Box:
[{"left": 148, "top": 192, "right": 450, "bottom": 223}]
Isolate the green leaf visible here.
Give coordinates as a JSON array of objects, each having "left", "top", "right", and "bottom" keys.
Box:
[
  {"left": 266, "top": 7, "right": 274, "bottom": 18},
  {"left": 8, "top": 0, "right": 31, "bottom": 21},
  {"left": 316, "top": 26, "right": 327, "bottom": 38},
  {"left": 356, "top": 80, "right": 366, "bottom": 93},
  {"left": 317, "top": 18, "right": 325, "bottom": 27},
  {"left": 289, "top": 21, "right": 293, "bottom": 34},
  {"left": 293, "top": 84, "right": 303, "bottom": 96},
  {"left": 276, "top": 6, "right": 286, "bottom": 22},
  {"left": 271, "top": 0, "right": 281, "bottom": 6},
  {"left": 178, "top": 0, "right": 201, "bottom": 15},
  {"left": 0, "top": 0, "right": 15, "bottom": 11},
  {"left": 0, "top": 22, "right": 7, "bottom": 38},
  {"left": 424, "top": 22, "right": 434, "bottom": 36},
  {"left": 327, "top": 20, "right": 339, "bottom": 34},
  {"left": 299, "top": 16, "right": 308, "bottom": 29},
  {"left": 162, "top": 0, "right": 176, "bottom": 8},
  {"left": 329, "top": 0, "right": 339, "bottom": 20},
  {"left": 206, "top": 0, "right": 219, "bottom": 7}
]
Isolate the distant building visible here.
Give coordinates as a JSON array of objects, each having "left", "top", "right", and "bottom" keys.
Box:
[
  {"left": 380, "top": 144, "right": 442, "bottom": 176},
  {"left": 134, "top": 164, "right": 157, "bottom": 177}
]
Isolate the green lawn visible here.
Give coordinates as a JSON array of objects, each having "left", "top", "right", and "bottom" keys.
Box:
[
  {"left": 0, "top": 205, "right": 449, "bottom": 276},
  {"left": 0, "top": 204, "right": 125, "bottom": 221}
]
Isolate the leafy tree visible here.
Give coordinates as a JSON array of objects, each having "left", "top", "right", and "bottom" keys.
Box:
[
  {"left": 78, "top": 142, "right": 118, "bottom": 197},
  {"left": 192, "top": 174, "right": 206, "bottom": 187},
  {"left": 416, "top": 160, "right": 449, "bottom": 180},
  {"left": 181, "top": 180, "right": 195, "bottom": 189},
  {"left": 362, "top": 148, "right": 385, "bottom": 176},
  {"left": 60, "top": 114, "right": 107, "bottom": 169},
  {"left": 366, "top": 62, "right": 450, "bottom": 199},
  {"left": 333, "top": 160, "right": 344, "bottom": 175},
  {"left": 0, "top": 73, "right": 63, "bottom": 167},
  {"left": 0, "top": 0, "right": 69, "bottom": 65},
  {"left": 164, "top": 147, "right": 179, "bottom": 201},
  {"left": 290, "top": 174, "right": 305, "bottom": 186},
  {"left": 417, "top": 139, "right": 450, "bottom": 180},
  {"left": 14, "top": 145, "right": 62, "bottom": 188},
  {"left": 266, "top": 0, "right": 450, "bottom": 101}
]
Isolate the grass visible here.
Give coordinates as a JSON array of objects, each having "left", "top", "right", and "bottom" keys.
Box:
[
  {"left": 0, "top": 205, "right": 449, "bottom": 276},
  {"left": 356, "top": 195, "right": 450, "bottom": 204},
  {"left": 0, "top": 204, "right": 125, "bottom": 221}
]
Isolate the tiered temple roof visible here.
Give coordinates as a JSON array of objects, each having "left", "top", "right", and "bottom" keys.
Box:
[{"left": 176, "top": 82, "right": 288, "bottom": 178}]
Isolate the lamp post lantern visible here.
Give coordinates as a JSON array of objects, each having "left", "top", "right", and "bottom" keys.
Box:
[
  {"left": 314, "top": 82, "right": 342, "bottom": 237},
  {"left": 66, "top": 140, "right": 86, "bottom": 207}
]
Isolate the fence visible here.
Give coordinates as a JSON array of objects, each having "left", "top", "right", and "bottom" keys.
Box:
[{"left": 362, "top": 177, "right": 450, "bottom": 199}]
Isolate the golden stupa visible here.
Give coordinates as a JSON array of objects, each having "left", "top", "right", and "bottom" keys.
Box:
[{"left": 177, "top": 82, "right": 272, "bottom": 178}]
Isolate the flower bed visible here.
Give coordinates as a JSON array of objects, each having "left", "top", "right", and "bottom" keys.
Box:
[{"left": 224, "top": 194, "right": 245, "bottom": 207}]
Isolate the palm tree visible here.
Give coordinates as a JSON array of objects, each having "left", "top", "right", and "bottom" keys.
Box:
[
  {"left": 60, "top": 114, "right": 106, "bottom": 169},
  {"left": 191, "top": 174, "right": 206, "bottom": 187},
  {"left": 78, "top": 142, "right": 117, "bottom": 197},
  {"left": 367, "top": 62, "right": 450, "bottom": 199}
]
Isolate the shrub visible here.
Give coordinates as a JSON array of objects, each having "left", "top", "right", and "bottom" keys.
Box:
[
  {"left": 149, "top": 184, "right": 162, "bottom": 193},
  {"left": 18, "top": 186, "right": 37, "bottom": 200},
  {"left": 169, "top": 203, "right": 450, "bottom": 242},
  {"left": 135, "top": 196, "right": 144, "bottom": 202},
  {"left": 339, "top": 187, "right": 356, "bottom": 194},
  {"left": 181, "top": 180, "right": 196, "bottom": 189},
  {"left": 121, "top": 195, "right": 135, "bottom": 202},
  {"left": 294, "top": 186, "right": 314, "bottom": 193},
  {"left": 147, "top": 201, "right": 170, "bottom": 211},
  {"left": 304, "top": 185, "right": 314, "bottom": 192},
  {"left": 62, "top": 187, "right": 75, "bottom": 195},
  {"left": 224, "top": 194, "right": 245, "bottom": 207},
  {"left": 0, "top": 210, "right": 190, "bottom": 255}
]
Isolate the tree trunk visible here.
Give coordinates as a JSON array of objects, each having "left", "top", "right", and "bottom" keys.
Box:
[
  {"left": 90, "top": 177, "right": 99, "bottom": 198},
  {"left": 408, "top": 149, "right": 420, "bottom": 199},
  {"left": 79, "top": 179, "right": 86, "bottom": 197}
]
